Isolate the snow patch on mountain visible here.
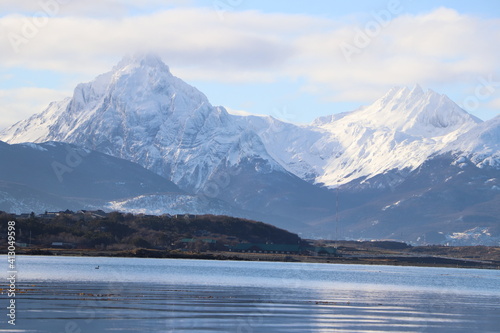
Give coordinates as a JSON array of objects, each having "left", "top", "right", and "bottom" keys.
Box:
[
  {"left": 446, "top": 115, "right": 500, "bottom": 169},
  {"left": 106, "top": 193, "right": 233, "bottom": 216},
  {"left": 20, "top": 142, "right": 48, "bottom": 152},
  {"left": 445, "top": 227, "right": 499, "bottom": 246},
  {"left": 0, "top": 190, "right": 61, "bottom": 214}
]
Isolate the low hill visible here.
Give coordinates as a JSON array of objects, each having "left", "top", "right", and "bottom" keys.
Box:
[{"left": 0, "top": 212, "right": 302, "bottom": 251}]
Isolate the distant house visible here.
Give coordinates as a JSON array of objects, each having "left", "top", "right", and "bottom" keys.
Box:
[
  {"left": 41, "top": 210, "right": 74, "bottom": 218},
  {"left": 228, "top": 243, "right": 337, "bottom": 256},
  {"left": 38, "top": 212, "right": 59, "bottom": 219},
  {"left": 76, "top": 210, "right": 108, "bottom": 220}
]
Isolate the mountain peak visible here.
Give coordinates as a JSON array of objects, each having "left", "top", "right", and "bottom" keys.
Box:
[
  {"left": 115, "top": 53, "right": 169, "bottom": 72},
  {"left": 372, "top": 85, "right": 480, "bottom": 133},
  {"left": 380, "top": 84, "right": 428, "bottom": 105},
  {"left": 312, "top": 85, "right": 478, "bottom": 131},
  {"left": 308, "top": 85, "right": 481, "bottom": 153},
  {"left": 0, "top": 53, "right": 211, "bottom": 145},
  {"left": 409, "top": 83, "right": 424, "bottom": 96}
]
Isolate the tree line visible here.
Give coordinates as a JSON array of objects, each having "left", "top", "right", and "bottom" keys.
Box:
[{"left": 0, "top": 211, "right": 303, "bottom": 252}]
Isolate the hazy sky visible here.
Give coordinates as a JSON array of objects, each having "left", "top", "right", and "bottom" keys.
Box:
[{"left": 0, "top": 0, "right": 499, "bottom": 129}]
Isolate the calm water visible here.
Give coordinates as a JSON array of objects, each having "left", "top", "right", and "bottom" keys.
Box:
[{"left": 1, "top": 255, "right": 499, "bottom": 332}]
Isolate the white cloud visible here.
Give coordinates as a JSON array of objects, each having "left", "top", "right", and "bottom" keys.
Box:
[
  {"left": 0, "top": 9, "right": 309, "bottom": 76},
  {"left": 0, "top": 87, "right": 70, "bottom": 130},
  {"left": 0, "top": 0, "right": 193, "bottom": 17},
  {"left": 0, "top": 6, "right": 499, "bottom": 121},
  {"left": 289, "top": 8, "right": 500, "bottom": 91}
]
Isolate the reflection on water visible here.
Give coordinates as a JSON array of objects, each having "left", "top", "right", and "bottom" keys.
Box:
[{"left": 3, "top": 256, "right": 500, "bottom": 332}]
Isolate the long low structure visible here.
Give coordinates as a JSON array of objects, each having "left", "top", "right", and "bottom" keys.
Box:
[{"left": 228, "top": 243, "right": 337, "bottom": 256}]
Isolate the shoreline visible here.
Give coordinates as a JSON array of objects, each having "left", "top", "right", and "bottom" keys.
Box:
[{"left": 7, "top": 247, "right": 500, "bottom": 270}]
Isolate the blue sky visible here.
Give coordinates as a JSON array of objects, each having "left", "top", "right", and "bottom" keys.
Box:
[{"left": 0, "top": 0, "right": 499, "bottom": 129}]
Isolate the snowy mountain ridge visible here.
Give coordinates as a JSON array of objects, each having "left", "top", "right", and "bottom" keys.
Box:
[
  {"left": 445, "top": 114, "right": 500, "bottom": 168},
  {"left": 0, "top": 54, "right": 499, "bottom": 245},
  {"left": 241, "top": 84, "right": 486, "bottom": 187},
  {"left": 0, "top": 54, "right": 498, "bottom": 191},
  {"left": 1, "top": 54, "right": 284, "bottom": 193}
]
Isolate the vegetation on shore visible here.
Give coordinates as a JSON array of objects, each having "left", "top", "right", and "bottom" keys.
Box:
[
  {"left": 1, "top": 211, "right": 499, "bottom": 269},
  {"left": 0, "top": 211, "right": 303, "bottom": 251}
]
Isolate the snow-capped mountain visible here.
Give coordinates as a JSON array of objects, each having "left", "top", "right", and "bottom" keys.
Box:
[
  {"left": 445, "top": 114, "right": 500, "bottom": 168},
  {"left": 1, "top": 54, "right": 283, "bottom": 193},
  {"left": 1, "top": 54, "right": 498, "bottom": 244},
  {"left": 0, "top": 54, "right": 337, "bottom": 229},
  {"left": 0, "top": 55, "right": 489, "bottom": 191},
  {"left": 243, "top": 85, "right": 482, "bottom": 188}
]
